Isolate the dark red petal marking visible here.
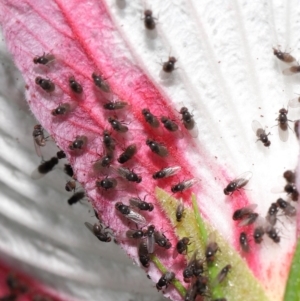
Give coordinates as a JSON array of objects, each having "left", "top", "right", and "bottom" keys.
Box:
[{"left": 0, "top": 259, "right": 69, "bottom": 301}]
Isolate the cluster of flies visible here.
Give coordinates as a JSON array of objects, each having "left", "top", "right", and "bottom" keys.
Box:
[
  {"left": 30, "top": 122, "right": 202, "bottom": 295},
  {"left": 33, "top": 14, "right": 178, "bottom": 119},
  {"left": 144, "top": 10, "right": 230, "bottom": 300},
  {"left": 221, "top": 50, "right": 300, "bottom": 248},
  {"left": 32, "top": 125, "right": 86, "bottom": 205},
  {"left": 29, "top": 27, "right": 300, "bottom": 301},
  {"left": 78, "top": 27, "right": 300, "bottom": 301},
  {"left": 91, "top": 126, "right": 197, "bottom": 193},
  {"left": 86, "top": 198, "right": 227, "bottom": 301},
  {"left": 77, "top": 127, "right": 198, "bottom": 194},
  {"left": 0, "top": 273, "right": 54, "bottom": 301},
  {"left": 179, "top": 233, "right": 231, "bottom": 301},
  {"left": 31, "top": 31, "right": 228, "bottom": 301},
  {"left": 223, "top": 169, "right": 298, "bottom": 251},
  {"left": 32, "top": 48, "right": 199, "bottom": 198},
  {"left": 29, "top": 16, "right": 298, "bottom": 301},
  {"left": 252, "top": 101, "right": 295, "bottom": 145},
  {"left": 84, "top": 197, "right": 231, "bottom": 301},
  {"left": 121, "top": 215, "right": 230, "bottom": 301},
  {"left": 226, "top": 50, "right": 300, "bottom": 250},
  {"left": 79, "top": 123, "right": 201, "bottom": 298},
  {"left": 248, "top": 48, "right": 300, "bottom": 146},
  {"left": 31, "top": 41, "right": 203, "bottom": 299}
]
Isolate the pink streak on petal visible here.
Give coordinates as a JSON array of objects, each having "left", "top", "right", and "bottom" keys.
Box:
[{"left": 0, "top": 259, "right": 72, "bottom": 301}]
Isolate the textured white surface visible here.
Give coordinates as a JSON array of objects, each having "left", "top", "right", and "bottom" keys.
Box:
[{"left": 1, "top": 0, "right": 300, "bottom": 300}]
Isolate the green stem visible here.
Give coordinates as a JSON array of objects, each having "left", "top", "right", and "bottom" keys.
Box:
[
  {"left": 284, "top": 238, "right": 300, "bottom": 301},
  {"left": 192, "top": 194, "right": 224, "bottom": 299},
  {"left": 151, "top": 255, "right": 187, "bottom": 297},
  {"left": 191, "top": 194, "right": 208, "bottom": 243}
]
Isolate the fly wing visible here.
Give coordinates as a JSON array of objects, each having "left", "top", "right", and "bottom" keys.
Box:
[
  {"left": 278, "top": 126, "right": 289, "bottom": 142},
  {"left": 84, "top": 222, "right": 94, "bottom": 235},
  {"left": 251, "top": 120, "right": 263, "bottom": 137},
  {"left": 162, "top": 166, "right": 181, "bottom": 178},
  {"left": 288, "top": 96, "right": 300, "bottom": 108},
  {"left": 240, "top": 204, "right": 258, "bottom": 214},
  {"left": 126, "top": 230, "right": 138, "bottom": 239},
  {"left": 117, "top": 166, "right": 130, "bottom": 179},
  {"left": 235, "top": 171, "right": 252, "bottom": 189},
  {"left": 207, "top": 232, "right": 217, "bottom": 245},
  {"left": 129, "top": 197, "right": 141, "bottom": 208},
  {"left": 31, "top": 167, "right": 45, "bottom": 180},
  {"left": 238, "top": 213, "right": 259, "bottom": 227},
  {"left": 283, "top": 66, "right": 300, "bottom": 75},
  {"left": 285, "top": 204, "right": 297, "bottom": 217},
  {"left": 173, "top": 129, "right": 184, "bottom": 140},
  {"left": 126, "top": 209, "right": 147, "bottom": 225},
  {"left": 233, "top": 204, "right": 258, "bottom": 220},
  {"left": 147, "top": 234, "right": 155, "bottom": 254},
  {"left": 188, "top": 122, "right": 199, "bottom": 138},
  {"left": 182, "top": 178, "right": 199, "bottom": 191},
  {"left": 33, "top": 138, "right": 43, "bottom": 157},
  {"left": 188, "top": 250, "right": 198, "bottom": 266},
  {"left": 157, "top": 145, "right": 169, "bottom": 157}
]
